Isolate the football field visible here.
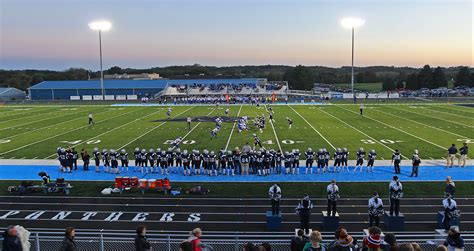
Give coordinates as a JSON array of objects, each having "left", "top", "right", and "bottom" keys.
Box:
[{"left": 0, "top": 103, "right": 472, "bottom": 160}]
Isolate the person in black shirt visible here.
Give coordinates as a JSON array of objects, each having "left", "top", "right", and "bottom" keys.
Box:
[
  {"left": 71, "top": 148, "right": 78, "bottom": 171},
  {"left": 410, "top": 150, "right": 421, "bottom": 177},
  {"left": 447, "top": 144, "right": 457, "bottom": 168},
  {"left": 296, "top": 194, "right": 313, "bottom": 235},
  {"left": 459, "top": 142, "right": 468, "bottom": 168},
  {"left": 82, "top": 150, "right": 90, "bottom": 171},
  {"left": 391, "top": 149, "right": 402, "bottom": 174},
  {"left": 134, "top": 225, "right": 151, "bottom": 251}
]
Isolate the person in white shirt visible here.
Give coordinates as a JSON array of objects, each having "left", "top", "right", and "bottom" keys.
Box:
[
  {"left": 443, "top": 193, "right": 459, "bottom": 231},
  {"left": 187, "top": 117, "right": 192, "bottom": 130},
  {"left": 368, "top": 192, "right": 384, "bottom": 227},
  {"left": 327, "top": 180, "right": 339, "bottom": 216},
  {"left": 389, "top": 176, "right": 403, "bottom": 216},
  {"left": 88, "top": 113, "right": 94, "bottom": 125},
  {"left": 268, "top": 184, "right": 281, "bottom": 215}
]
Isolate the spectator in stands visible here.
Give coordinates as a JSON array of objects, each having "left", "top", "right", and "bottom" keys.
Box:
[
  {"left": 259, "top": 242, "right": 271, "bottom": 251},
  {"left": 362, "top": 226, "right": 382, "bottom": 251},
  {"left": 59, "top": 227, "right": 76, "bottom": 251},
  {"left": 444, "top": 226, "right": 464, "bottom": 251},
  {"left": 179, "top": 241, "right": 193, "bottom": 251},
  {"left": 328, "top": 227, "right": 356, "bottom": 251},
  {"left": 445, "top": 176, "right": 456, "bottom": 198},
  {"left": 381, "top": 233, "right": 398, "bottom": 251},
  {"left": 243, "top": 242, "right": 258, "bottom": 251},
  {"left": 188, "top": 228, "right": 202, "bottom": 251},
  {"left": 303, "top": 230, "right": 326, "bottom": 251},
  {"left": 82, "top": 149, "right": 90, "bottom": 171},
  {"left": 291, "top": 229, "right": 309, "bottom": 251},
  {"left": 398, "top": 243, "right": 414, "bottom": 251},
  {"left": 435, "top": 245, "right": 448, "bottom": 251},
  {"left": 411, "top": 243, "right": 421, "bottom": 251},
  {"left": 2, "top": 225, "right": 22, "bottom": 251},
  {"left": 134, "top": 225, "right": 151, "bottom": 251}
]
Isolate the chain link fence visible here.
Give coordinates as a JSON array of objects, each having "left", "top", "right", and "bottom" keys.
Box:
[{"left": 1, "top": 232, "right": 473, "bottom": 251}]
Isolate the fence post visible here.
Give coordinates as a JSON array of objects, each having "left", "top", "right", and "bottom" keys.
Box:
[
  {"left": 99, "top": 233, "right": 104, "bottom": 251},
  {"left": 167, "top": 235, "right": 171, "bottom": 251},
  {"left": 35, "top": 232, "right": 40, "bottom": 251},
  {"left": 234, "top": 236, "right": 239, "bottom": 251}
]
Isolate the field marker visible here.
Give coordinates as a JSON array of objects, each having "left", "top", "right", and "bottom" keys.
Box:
[
  {"left": 117, "top": 107, "right": 194, "bottom": 150},
  {"left": 288, "top": 105, "right": 335, "bottom": 150},
  {"left": 265, "top": 105, "right": 283, "bottom": 153},
  {"left": 224, "top": 105, "right": 243, "bottom": 151},
  {"left": 374, "top": 107, "right": 471, "bottom": 139},
  {"left": 0, "top": 108, "right": 145, "bottom": 157},
  {"left": 0, "top": 108, "right": 63, "bottom": 125},
  {"left": 336, "top": 105, "right": 446, "bottom": 150},
  {"left": 316, "top": 107, "right": 408, "bottom": 159},
  {"left": 390, "top": 105, "right": 473, "bottom": 128},
  {"left": 44, "top": 107, "right": 164, "bottom": 159}
]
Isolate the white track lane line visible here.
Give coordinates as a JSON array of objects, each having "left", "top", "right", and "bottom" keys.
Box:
[
  {"left": 117, "top": 107, "right": 194, "bottom": 150},
  {"left": 0, "top": 108, "right": 144, "bottom": 156},
  {"left": 224, "top": 105, "right": 243, "bottom": 151},
  {"left": 288, "top": 105, "right": 336, "bottom": 150},
  {"left": 374, "top": 106, "right": 471, "bottom": 139},
  {"left": 265, "top": 105, "right": 283, "bottom": 152},
  {"left": 336, "top": 105, "right": 446, "bottom": 150},
  {"left": 316, "top": 107, "right": 409, "bottom": 160},
  {"left": 44, "top": 107, "right": 164, "bottom": 159}
]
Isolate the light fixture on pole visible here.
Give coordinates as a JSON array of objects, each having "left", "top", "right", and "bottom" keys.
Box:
[
  {"left": 341, "top": 17, "right": 364, "bottom": 95},
  {"left": 89, "top": 20, "right": 112, "bottom": 98}
]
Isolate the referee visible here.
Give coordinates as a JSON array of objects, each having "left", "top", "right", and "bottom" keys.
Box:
[{"left": 88, "top": 113, "right": 94, "bottom": 126}]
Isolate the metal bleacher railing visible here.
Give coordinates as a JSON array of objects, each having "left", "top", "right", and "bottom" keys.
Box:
[{"left": 0, "top": 229, "right": 473, "bottom": 251}]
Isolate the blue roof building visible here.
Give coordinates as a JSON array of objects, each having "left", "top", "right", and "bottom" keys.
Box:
[
  {"left": 0, "top": 87, "right": 26, "bottom": 101},
  {"left": 28, "top": 78, "right": 264, "bottom": 100}
]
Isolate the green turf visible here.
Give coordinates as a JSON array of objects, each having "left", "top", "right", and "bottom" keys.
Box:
[
  {"left": 0, "top": 103, "right": 473, "bottom": 159},
  {"left": 1, "top": 180, "right": 473, "bottom": 198}
]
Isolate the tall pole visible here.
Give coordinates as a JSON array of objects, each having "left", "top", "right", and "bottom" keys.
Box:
[
  {"left": 99, "top": 30, "right": 104, "bottom": 97},
  {"left": 351, "top": 27, "right": 355, "bottom": 94}
]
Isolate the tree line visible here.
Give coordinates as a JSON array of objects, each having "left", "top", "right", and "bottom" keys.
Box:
[{"left": 1, "top": 64, "right": 472, "bottom": 91}]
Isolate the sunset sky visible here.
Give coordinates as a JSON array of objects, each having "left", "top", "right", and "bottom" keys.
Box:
[{"left": 0, "top": 0, "right": 472, "bottom": 70}]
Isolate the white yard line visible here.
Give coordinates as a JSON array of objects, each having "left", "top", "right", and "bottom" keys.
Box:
[
  {"left": 421, "top": 106, "right": 474, "bottom": 120},
  {"left": 316, "top": 107, "right": 409, "bottom": 160},
  {"left": 336, "top": 105, "right": 446, "bottom": 150},
  {"left": 439, "top": 105, "right": 474, "bottom": 115},
  {"left": 181, "top": 108, "right": 216, "bottom": 141},
  {"left": 265, "top": 105, "right": 283, "bottom": 152},
  {"left": 0, "top": 108, "right": 60, "bottom": 125},
  {"left": 0, "top": 107, "right": 98, "bottom": 131},
  {"left": 288, "top": 105, "right": 336, "bottom": 150},
  {"left": 407, "top": 107, "right": 474, "bottom": 128},
  {"left": 117, "top": 107, "right": 194, "bottom": 150},
  {"left": 44, "top": 108, "right": 163, "bottom": 159},
  {"left": 0, "top": 108, "right": 144, "bottom": 156},
  {"left": 374, "top": 106, "right": 470, "bottom": 139},
  {"left": 224, "top": 105, "right": 243, "bottom": 151}
]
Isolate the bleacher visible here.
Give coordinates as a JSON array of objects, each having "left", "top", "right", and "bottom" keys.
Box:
[{"left": 161, "top": 81, "right": 288, "bottom": 97}]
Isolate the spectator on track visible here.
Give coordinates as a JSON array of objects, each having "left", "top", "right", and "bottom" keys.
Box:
[
  {"left": 409, "top": 150, "right": 420, "bottom": 177},
  {"left": 445, "top": 176, "right": 455, "bottom": 198},
  {"left": 2, "top": 225, "right": 22, "bottom": 251},
  {"left": 303, "top": 230, "right": 326, "bottom": 251},
  {"left": 459, "top": 142, "right": 468, "bottom": 168},
  {"left": 444, "top": 226, "right": 464, "bottom": 251},
  {"left": 59, "top": 227, "right": 76, "bottom": 251},
  {"left": 381, "top": 233, "right": 398, "bottom": 251},
  {"left": 291, "top": 229, "right": 309, "bottom": 251},
  {"left": 134, "top": 225, "right": 151, "bottom": 251}
]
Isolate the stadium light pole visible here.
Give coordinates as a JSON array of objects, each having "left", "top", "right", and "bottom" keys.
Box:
[
  {"left": 89, "top": 20, "right": 112, "bottom": 98},
  {"left": 341, "top": 17, "right": 364, "bottom": 95}
]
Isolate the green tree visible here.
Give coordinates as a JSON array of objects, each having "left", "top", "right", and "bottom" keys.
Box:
[
  {"left": 107, "top": 66, "right": 123, "bottom": 74},
  {"left": 454, "top": 67, "right": 471, "bottom": 87},
  {"left": 5, "top": 73, "right": 32, "bottom": 90},
  {"left": 405, "top": 73, "right": 418, "bottom": 90},
  {"left": 382, "top": 78, "right": 396, "bottom": 91},
  {"left": 417, "top": 65, "right": 432, "bottom": 89},
  {"left": 283, "top": 65, "right": 314, "bottom": 90},
  {"left": 431, "top": 67, "right": 447, "bottom": 88}
]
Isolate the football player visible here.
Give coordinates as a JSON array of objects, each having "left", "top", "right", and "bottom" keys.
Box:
[
  {"left": 293, "top": 149, "right": 300, "bottom": 174},
  {"left": 139, "top": 149, "right": 147, "bottom": 173},
  {"left": 317, "top": 149, "right": 325, "bottom": 174},
  {"left": 202, "top": 149, "right": 210, "bottom": 175},
  {"left": 305, "top": 148, "right": 314, "bottom": 174},
  {"left": 120, "top": 149, "right": 129, "bottom": 172},
  {"left": 148, "top": 149, "right": 156, "bottom": 173},
  {"left": 166, "top": 148, "right": 174, "bottom": 172},
  {"left": 102, "top": 149, "right": 110, "bottom": 173},
  {"left": 182, "top": 150, "right": 191, "bottom": 176},
  {"left": 253, "top": 133, "right": 263, "bottom": 149},
  {"left": 71, "top": 148, "right": 78, "bottom": 171},
  {"left": 232, "top": 149, "right": 241, "bottom": 176},
  {"left": 287, "top": 117, "right": 293, "bottom": 129},
  {"left": 211, "top": 128, "right": 218, "bottom": 139},
  {"left": 209, "top": 150, "right": 217, "bottom": 176},
  {"left": 333, "top": 148, "right": 343, "bottom": 173},
  {"left": 192, "top": 150, "right": 202, "bottom": 175},
  {"left": 275, "top": 150, "right": 283, "bottom": 174},
  {"left": 225, "top": 108, "right": 230, "bottom": 117},
  {"left": 342, "top": 148, "right": 349, "bottom": 172},
  {"left": 391, "top": 149, "right": 402, "bottom": 174},
  {"left": 167, "top": 107, "right": 172, "bottom": 118},
  {"left": 324, "top": 148, "right": 330, "bottom": 172},
  {"left": 93, "top": 147, "right": 101, "bottom": 172},
  {"left": 58, "top": 148, "right": 67, "bottom": 172},
  {"left": 367, "top": 149, "right": 376, "bottom": 172},
  {"left": 256, "top": 150, "right": 264, "bottom": 176},
  {"left": 160, "top": 150, "right": 169, "bottom": 175},
  {"left": 133, "top": 147, "right": 140, "bottom": 171},
  {"left": 109, "top": 149, "right": 119, "bottom": 174},
  {"left": 175, "top": 149, "right": 182, "bottom": 174},
  {"left": 354, "top": 147, "right": 366, "bottom": 172},
  {"left": 264, "top": 150, "right": 272, "bottom": 176}
]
